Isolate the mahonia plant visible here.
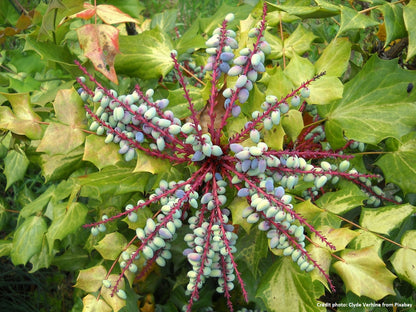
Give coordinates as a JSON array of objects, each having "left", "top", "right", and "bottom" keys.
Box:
[{"left": 76, "top": 3, "right": 400, "bottom": 311}]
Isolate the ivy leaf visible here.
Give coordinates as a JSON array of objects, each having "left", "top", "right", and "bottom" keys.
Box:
[
  {"left": 333, "top": 247, "right": 396, "bottom": 300},
  {"left": 75, "top": 265, "right": 107, "bottom": 293},
  {"left": 315, "top": 182, "right": 367, "bottom": 215},
  {"left": 115, "top": 28, "right": 174, "bottom": 79},
  {"left": 378, "top": 3, "right": 406, "bottom": 47},
  {"left": 11, "top": 216, "right": 48, "bottom": 266},
  {"left": 4, "top": 149, "right": 29, "bottom": 190},
  {"left": 314, "top": 37, "right": 352, "bottom": 77},
  {"left": 390, "top": 230, "right": 416, "bottom": 287},
  {"left": 360, "top": 203, "right": 416, "bottom": 235},
  {"left": 338, "top": 6, "right": 379, "bottom": 35},
  {"left": 83, "top": 135, "right": 123, "bottom": 169},
  {"left": 283, "top": 24, "right": 318, "bottom": 58},
  {"left": 94, "top": 232, "right": 127, "bottom": 260},
  {"left": 321, "top": 56, "right": 416, "bottom": 148},
  {"left": 375, "top": 133, "right": 416, "bottom": 195},
  {"left": 256, "top": 257, "right": 325, "bottom": 312},
  {"left": 77, "top": 24, "right": 120, "bottom": 84},
  {"left": 82, "top": 294, "right": 112, "bottom": 312},
  {"left": 403, "top": 0, "right": 416, "bottom": 61},
  {"left": 0, "top": 92, "right": 43, "bottom": 139},
  {"left": 46, "top": 202, "right": 88, "bottom": 251}
]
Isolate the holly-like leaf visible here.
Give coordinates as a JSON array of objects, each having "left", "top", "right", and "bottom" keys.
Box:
[
  {"left": 0, "top": 92, "right": 43, "bottom": 139},
  {"left": 295, "top": 200, "right": 342, "bottom": 228},
  {"left": 378, "top": 3, "right": 406, "bottom": 47},
  {"left": 338, "top": 6, "right": 379, "bottom": 35},
  {"left": 235, "top": 227, "right": 268, "bottom": 278},
  {"left": 77, "top": 24, "right": 120, "bottom": 84},
  {"left": 308, "top": 76, "right": 344, "bottom": 105},
  {"left": 4, "top": 149, "right": 29, "bottom": 190},
  {"left": 315, "top": 182, "right": 367, "bottom": 215},
  {"left": 94, "top": 232, "right": 127, "bottom": 260},
  {"left": 115, "top": 28, "right": 174, "bottom": 79},
  {"left": 82, "top": 294, "right": 112, "bottom": 312},
  {"left": 349, "top": 230, "right": 384, "bottom": 256},
  {"left": 403, "top": 0, "right": 416, "bottom": 61},
  {"left": 83, "top": 134, "right": 123, "bottom": 169},
  {"left": 11, "top": 216, "right": 48, "bottom": 266},
  {"left": 268, "top": 2, "right": 340, "bottom": 19},
  {"left": 375, "top": 133, "right": 416, "bottom": 195},
  {"left": 151, "top": 9, "right": 177, "bottom": 32},
  {"left": 360, "top": 203, "right": 416, "bottom": 235},
  {"left": 168, "top": 85, "right": 206, "bottom": 119},
  {"left": 282, "top": 110, "right": 304, "bottom": 141},
  {"left": 283, "top": 24, "right": 318, "bottom": 58},
  {"left": 134, "top": 149, "right": 171, "bottom": 174},
  {"left": 314, "top": 37, "right": 352, "bottom": 77},
  {"left": 256, "top": 257, "right": 325, "bottom": 312},
  {"left": 101, "top": 274, "right": 126, "bottom": 312},
  {"left": 284, "top": 53, "right": 315, "bottom": 87},
  {"left": 320, "top": 56, "right": 416, "bottom": 148},
  {"left": 334, "top": 247, "right": 396, "bottom": 300},
  {"left": 390, "top": 230, "right": 416, "bottom": 287},
  {"left": 75, "top": 265, "right": 107, "bottom": 293},
  {"left": 46, "top": 202, "right": 88, "bottom": 251}
]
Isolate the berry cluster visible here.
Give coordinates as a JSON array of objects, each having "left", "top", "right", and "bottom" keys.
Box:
[{"left": 76, "top": 3, "right": 397, "bottom": 311}]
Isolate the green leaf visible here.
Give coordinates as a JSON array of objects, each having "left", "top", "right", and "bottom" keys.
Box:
[
  {"left": 315, "top": 37, "right": 352, "bottom": 77},
  {"left": 46, "top": 202, "right": 88, "bottom": 251},
  {"left": 285, "top": 53, "right": 315, "bottom": 87},
  {"left": 281, "top": 110, "right": 304, "bottom": 141},
  {"left": 360, "top": 203, "right": 415, "bottom": 235},
  {"left": 151, "top": 9, "right": 177, "bottom": 32},
  {"left": 294, "top": 200, "right": 342, "bottom": 228},
  {"left": 0, "top": 198, "right": 9, "bottom": 231},
  {"left": 77, "top": 166, "right": 151, "bottom": 200},
  {"left": 256, "top": 257, "right": 325, "bottom": 312},
  {"left": 95, "top": 232, "right": 127, "bottom": 260},
  {"left": 321, "top": 56, "right": 416, "bottom": 148},
  {"left": 264, "top": 30, "right": 283, "bottom": 60},
  {"left": 37, "top": 122, "right": 86, "bottom": 155},
  {"left": 0, "top": 240, "right": 12, "bottom": 257},
  {"left": 29, "top": 235, "right": 51, "bottom": 272},
  {"left": 83, "top": 134, "right": 123, "bottom": 169},
  {"left": 229, "top": 197, "right": 252, "bottom": 233},
  {"left": 375, "top": 133, "right": 416, "bottom": 195},
  {"left": 268, "top": 2, "right": 340, "bottom": 19},
  {"left": 134, "top": 149, "right": 171, "bottom": 174},
  {"left": 168, "top": 85, "right": 206, "bottom": 119},
  {"left": 82, "top": 294, "right": 112, "bottom": 312},
  {"left": 349, "top": 229, "right": 384, "bottom": 256},
  {"left": 333, "top": 247, "right": 396, "bottom": 300},
  {"left": 4, "top": 149, "right": 29, "bottom": 190},
  {"left": 378, "top": 3, "right": 406, "bottom": 47},
  {"left": 338, "top": 6, "right": 379, "bottom": 35},
  {"left": 284, "top": 24, "right": 318, "bottom": 58},
  {"left": 390, "top": 230, "right": 416, "bottom": 287},
  {"left": 75, "top": 265, "right": 107, "bottom": 293},
  {"left": 115, "top": 28, "right": 174, "bottom": 79},
  {"left": 264, "top": 67, "right": 294, "bottom": 99},
  {"left": 235, "top": 227, "right": 268, "bottom": 278},
  {"left": 308, "top": 76, "right": 344, "bottom": 105},
  {"left": 315, "top": 182, "right": 367, "bottom": 215},
  {"left": 403, "top": 0, "right": 416, "bottom": 61},
  {"left": 11, "top": 216, "right": 48, "bottom": 266},
  {"left": 0, "top": 92, "right": 43, "bottom": 139},
  {"left": 20, "top": 185, "right": 57, "bottom": 218}
]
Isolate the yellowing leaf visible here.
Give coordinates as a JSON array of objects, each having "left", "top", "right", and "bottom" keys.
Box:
[
  {"left": 83, "top": 135, "right": 123, "bottom": 169},
  {"left": 94, "top": 232, "right": 127, "bottom": 260},
  {"left": 333, "top": 247, "right": 396, "bottom": 300},
  {"left": 101, "top": 274, "right": 126, "bottom": 312},
  {"left": 390, "top": 230, "right": 416, "bottom": 287},
  {"left": 75, "top": 265, "right": 107, "bottom": 293},
  {"left": 82, "top": 294, "right": 112, "bottom": 312},
  {"left": 315, "top": 37, "right": 352, "bottom": 77},
  {"left": 77, "top": 24, "right": 120, "bottom": 84},
  {"left": 134, "top": 149, "right": 170, "bottom": 174}
]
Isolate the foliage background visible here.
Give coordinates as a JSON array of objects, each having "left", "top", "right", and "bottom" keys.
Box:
[{"left": 0, "top": 0, "right": 415, "bottom": 311}]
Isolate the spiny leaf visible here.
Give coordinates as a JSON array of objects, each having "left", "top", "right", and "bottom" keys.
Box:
[
  {"left": 11, "top": 216, "right": 48, "bottom": 266},
  {"left": 75, "top": 265, "right": 107, "bottom": 293},
  {"left": 94, "top": 232, "right": 127, "bottom": 260},
  {"left": 283, "top": 24, "right": 318, "bottom": 58},
  {"left": 378, "top": 3, "right": 406, "bottom": 47},
  {"left": 314, "top": 37, "right": 352, "bottom": 77},
  {"left": 77, "top": 24, "right": 120, "bottom": 84},
  {"left": 321, "top": 55, "right": 416, "bottom": 148},
  {"left": 375, "top": 133, "right": 416, "bottom": 195},
  {"left": 338, "top": 5, "right": 379, "bottom": 35},
  {"left": 82, "top": 294, "right": 112, "bottom": 312},
  {"left": 333, "top": 247, "right": 396, "bottom": 300},
  {"left": 390, "top": 230, "right": 416, "bottom": 287},
  {"left": 360, "top": 203, "right": 416, "bottom": 235},
  {"left": 256, "top": 257, "right": 325, "bottom": 312},
  {"left": 83, "top": 134, "right": 123, "bottom": 169},
  {"left": 403, "top": 0, "right": 416, "bottom": 61}
]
